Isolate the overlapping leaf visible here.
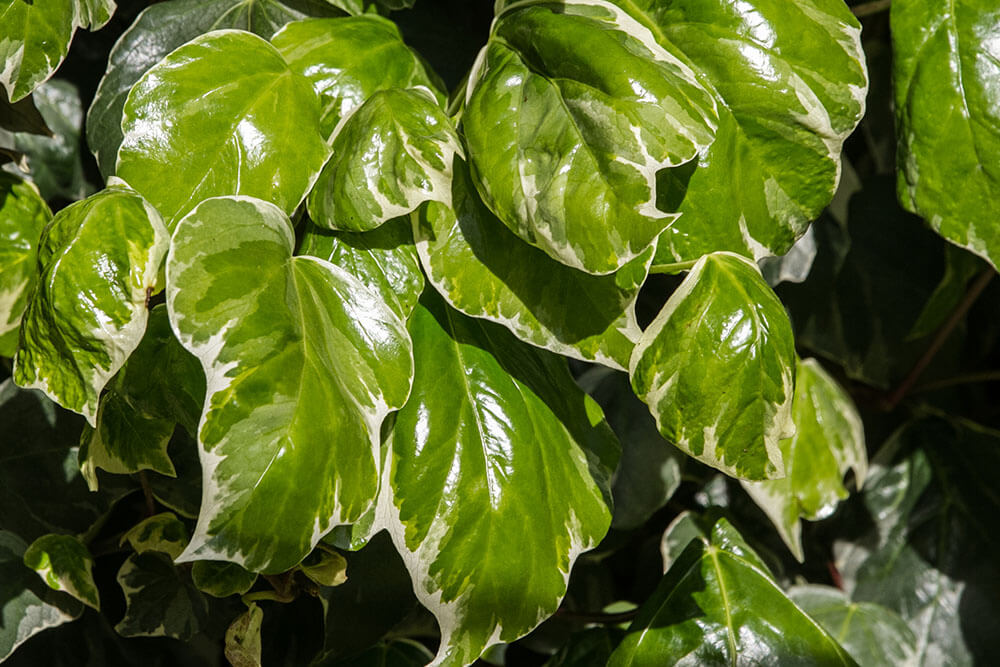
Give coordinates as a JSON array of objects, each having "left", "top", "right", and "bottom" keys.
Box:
[
  {"left": 115, "top": 552, "right": 208, "bottom": 640},
  {"left": 117, "top": 30, "right": 329, "bottom": 229},
  {"left": 376, "top": 294, "right": 619, "bottom": 666},
  {"left": 642, "top": 0, "right": 867, "bottom": 263},
  {"left": 0, "top": 174, "right": 50, "bottom": 357},
  {"left": 191, "top": 561, "right": 257, "bottom": 598},
  {"left": 122, "top": 513, "right": 189, "bottom": 561},
  {"left": 892, "top": 0, "right": 1000, "bottom": 269},
  {"left": 22, "top": 534, "right": 99, "bottom": 610},
  {"left": 630, "top": 252, "right": 796, "bottom": 481},
  {"left": 608, "top": 517, "right": 856, "bottom": 666},
  {"left": 0, "top": 0, "right": 115, "bottom": 102},
  {"left": 80, "top": 305, "right": 205, "bottom": 490},
  {"left": 741, "top": 358, "right": 867, "bottom": 560},
  {"left": 167, "top": 196, "right": 412, "bottom": 573},
  {"left": 415, "top": 158, "right": 649, "bottom": 370},
  {"left": 87, "top": 0, "right": 346, "bottom": 179},
  {"left": 272, "top": 15, "right": 442, "bottom": 138},
  {"left": 12, "top": 183, "right": 168, "bottom": 425},
  {"left": 308, "top": 87, "right": 460, "bottom": 231},
  {"left": 464, "top": 0, "right": 718, "bottom": 274}
]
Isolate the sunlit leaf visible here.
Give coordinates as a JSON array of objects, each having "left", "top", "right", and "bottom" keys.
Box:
[
  {"left": 22, "top": 534, "right": 99, "bottom": 610},
  {"left": 0, "top": 173, "right": 50, "bottom": 357}
]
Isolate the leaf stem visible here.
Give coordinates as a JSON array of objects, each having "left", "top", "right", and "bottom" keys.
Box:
[
  {"left": 851, "top": 0, "right": 891, "bottom": 18},
  {"left": 138, "top": 471, "right": 156, "bottom": 517},
  {"left": 884, "top": 268, "right": 994, "bottom": 410},
  {"left": 649, "top": 260, "right": 697, "bottom": 275}
]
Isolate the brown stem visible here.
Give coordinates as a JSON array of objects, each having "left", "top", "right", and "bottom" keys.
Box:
[
  {"left": 884, "top": 268, "right": 995, "bottom": 410},
  {"left": 852, "top": 0, "right": 891, "bottom": 18},
  {"left": 138, "top": 471, "right": 156, "bottom": 517}
]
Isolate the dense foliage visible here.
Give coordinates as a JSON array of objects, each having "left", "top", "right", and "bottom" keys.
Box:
[{"left": 1, "top": 0, "right": 999, "bottom": 664}]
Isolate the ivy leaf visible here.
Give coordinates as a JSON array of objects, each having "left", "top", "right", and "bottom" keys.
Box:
[
  {"left": 464, "top": 1, "right": 718, "bottom": 274},
  {"left": 191, "top": 561, "right": 257, "bottom": 599},
  {"left": 87, "top": 0, "right": 346, "bottom": 179},
  {"left": 0, "top": 0, "right": 115, "bottom": 102},
  {"left": 117, "top": 30, "right": 329, "bottom": 229},
  {"left": 892, "top": 1, "right": 1000, "bottom": 269},
  {"left": 0, "top": 173, "right": 50, "bottom": 357},
  {"left": 646, "top": 0, "right": 867, "bottom": 263},
  {"left": 80, "top": 305, "right": 205, "bottom": 490},
  {"left": 0, "top": 89, "right": 50, "bottom": 135},
  {"left": 741, "top": 358, "right": 867, "bottom": 561},
  {"left": 415, "top": 158, "right": 649, "bottom": 371},
  {"left": 115, "top": 551, "right": 208, "bottom": 640},
  {"left": 308, "top": 88, "right": 460, "bottom": 231},
  {"left": 22, "top": 534, "right": 99, "bottom": 611},
  {"left": 787, "top": 585, "right": 916, "bottom": 667},
  {"left": 122, "top": 513, "right": 189, "bottom": 561},
  {"left": 630, "top": 252, "right": 796, "bottom": 481},
  {"left": 225, "top": 602, "right": 264, "bottom": 667},
  {"left": 0, "top": 531, "right": 82, "bottom": 662},
  {"left": 299, "top": 218, "right": 424, "bottom": 322},
  {"left": 12, "top": 182, "right": 168, "bottom": 426},
  {"left": 299, "top": 548, "right": 348, "bottom": 588},
  {"left": 167, "top": 196, "right": 413, "bottom": 573},
  {"left": 271, "top": 15, "right": 443, "bottom": 138},
  {"left": 377, "top": 294, "right": 619, "bottom": 666},
  {"left": 608, "top": 517, "right": 856, "bottom": 666}
]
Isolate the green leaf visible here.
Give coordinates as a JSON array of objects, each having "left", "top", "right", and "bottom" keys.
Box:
[
  {"left": 464, "top": 1, "right": 718, "bottom": 274},
  {"left": 225, "top": 602, "right": 264, "bottom": 667},
  {"left": 630, "top": 252, "right": 796, "bottom": 481},
  {"left": 79, "top": 305, "right": 205, "bottom": 490},
  {"left": 415, "top": 158, "right": 649, "bottom": 370},
  {"left": 741, "top": 358, "right": 867, "bottom": 561},
  {"left": 12, "top": 182, "right": 168, "bottom": 425},
  {"left": 578, "top": 367, "right": 683, "bottom": 531},
  {"left": 892, "top": 0, "right": 1000, "bottom": 269},
  {"left": 320, "top": 640, "right": 434, "bottom": 667},
  {"left": 299, "top": 218, "right": 424, "bottom": 322},
  {"left": 907, "top": 245, "right": 987, "bottom": 341},
  {"left": 271, "top": 15, "right": 443, "bottom": 138},
  {"left": 299, "top": 548, "right": 348, "bottom": 587},
  {"left": 308, "top": 87, "right": 460, "bottom": 231},
  {"left": 166, "top": 196, "right": 413, "bottom": 573},
  {"left": 0, "top": 173, "right": 50, "bottom": 357},
  {"left": 0, "top": 89, "right": 50, "bottom": 135},
  {"left": 22, "top": 534, "right": 99, "bottom": 610},
  {"left": 544, "top": 627, "right": 626, "bottom": 667},
  {"left": 12, "top": 79, "right": 92, "bottom": 201},
  {"left": 122, "top": 513, "right": 189, "bottom": 561},
  {"left": 191, "top": 560, "right": 257, "bottom": 598},
  {"left": 115, "top": 551, "right": 208, "bottom": 640},
  {"left": 148, "top": 430, "right": 203, "bottom": 519},
  {"left": 86, "top": 0, "right": 346, "bottom": 179},
  {"left": 0, "top": 0, "right": 115, "bottom": 102},
  {"left": 377, "top": 294, "right": 618, "bottom": 666},
  {"left": 0, "top": 530, "right": 82, "bottom": 662},
  {"left": 608, "top": 517, "right": 856, "bottom": 666},
  {"left": 646, "top": 0, "right": 867, "bottom": 263},
  {"left": 117, "top": 30, "right": 329, "bottom": 229},
  {"left": 787, "top": 585, "right": 916, "bottom": 667}
]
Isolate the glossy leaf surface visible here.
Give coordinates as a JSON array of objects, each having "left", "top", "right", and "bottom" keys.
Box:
[
  {"left": 0, "top": 531, "right": 82, "bottom": 662},
  {"left": 12, "top": 183, "right": 168, "bottom": 425},
  {"left": 117, "top": 30, "right": 329, "bottom": 228},
  {"left": 0, "top": 174, "right": 49, "bottom": 357},
  {"left": 115, "top": 552, "right": 208, "bottom": 640},
  {"left": 167, "top": 196, "right": 412, "bottom": 573},
  {"left": 300, "top": 218, "right": 424, "bottom": 322},
  {"left": 788, "top": 585, "right": 916, "bottom": 667},
  {"left": 80, "top": 305, "right": 205, "bottom": 490},
  {"left": 272, "top": 15, "right": 442, "bottom": 138},
  {"left": 608, "top": 517, "right": 856, "bottom": 666},
  {"left": 741, "top": 358, "right": 867, "bottom": 560},
  {"left": 630, "top": 252, "right": 796, "bottom": 481},
  {"left": 415, "top": 159, "right": 648, "bottom": 370},
  {"left": 22, "top": 534, "right": 99, "bottom": 610},
  {"left": 377, "top": 295, "right": 618, "bottom": 666},
  {"left": 87, "top": 0, "right": 344, "bottom": 178},
  {"left": 648, "top": 0, "right": 868, "bottom": 263},
  {"left": 892, "top": 0, "right": 1000, "bottom": 269},
  {"left": 0, "top": 0, "right": 115, "bottom": 101},
  {"left": 308, "top": 88, "right": 460, "bottom": 231},
  {"left": 464, "top": 0, "right": 718, "bottom": 274}
]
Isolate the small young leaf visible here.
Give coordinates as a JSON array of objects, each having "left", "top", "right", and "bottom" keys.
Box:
[
  {"left": 22, "top": 534, "right": 99, "bottom": 611},
  {"left": 191, "top": 561, "right": 257, "bottom": 599},
  {"left": 225, "top": 603, "right": 264, "bottom": 667},
  {"left": 122, "top": 513, "right": 189, "bottom": 561},
  {"left": 115, "top": 551, "right": 208, "bottom": 640},
  {"left": 299, "top": 548, "right": 348, "bottom": 588},
  {"left": 12, "top": 182, "right": 168, "bottom": 425},
  {"left": 0, "top": 173, "right": 50, "bottom": 357},
  {"left": 630, "top": 252, "right": 796, "bottom": 481}
]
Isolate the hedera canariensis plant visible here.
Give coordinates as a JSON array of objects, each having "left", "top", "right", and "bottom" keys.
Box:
[{"left": 2, "top": 0, "right": 1000, "bottom": 665}]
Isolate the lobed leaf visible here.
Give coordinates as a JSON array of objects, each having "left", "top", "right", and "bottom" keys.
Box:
[
  {"left": 22, "top": 534, "right": 99, "bottom": 611},
  {"left": 115, "top": 551, "right": 208, "bottom": 640}
]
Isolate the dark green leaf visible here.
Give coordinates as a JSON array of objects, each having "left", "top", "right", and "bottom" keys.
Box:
[
  {"left": 115, "top": 551, "right": 208, "bottom": 640},
  {"left": 122, "top": 513, "right": 189, "bottom": 561},
  {"left": 191, "top": 560, "right": 257, "bottom": 598}
]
